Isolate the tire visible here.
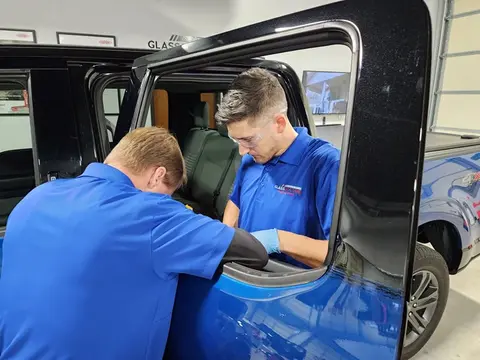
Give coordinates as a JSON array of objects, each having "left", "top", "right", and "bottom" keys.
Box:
[{"left": 401, "top": 244, "right": 449, "bottom": 359}]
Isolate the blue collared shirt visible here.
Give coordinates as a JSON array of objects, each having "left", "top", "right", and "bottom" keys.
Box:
[
  {"left": 0, "top": 163, "right": 233, "bottom": 360},
  {"left": 230, "top": 127, "right": 340, "bottom": 268}
]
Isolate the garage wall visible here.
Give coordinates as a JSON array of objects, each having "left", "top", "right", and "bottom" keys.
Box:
[
  {"left": 431, "top": 0, "right": 480, "bottom": 135},
  {"left": 0, "top": 0, "right": 444, "bottom": 130}
]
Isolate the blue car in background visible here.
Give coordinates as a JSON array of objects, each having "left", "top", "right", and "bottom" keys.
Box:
[{"left": 1, "top": 0, "right": 480, "bottom": 359}]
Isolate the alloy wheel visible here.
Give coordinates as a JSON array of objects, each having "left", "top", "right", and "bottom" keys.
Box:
[{"left": 404, "top": 270, "right": 439, "bottom": 347}]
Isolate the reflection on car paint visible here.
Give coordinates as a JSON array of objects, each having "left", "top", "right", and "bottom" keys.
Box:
[
  {"left": 166, "top": 252, "right": 404, "bottom": 360},
  {"left": 420, "top": 152, "right": 480, "bottom": 261},
  {"left": 167, "top": 239, "right": 409, "bottom": 359}
]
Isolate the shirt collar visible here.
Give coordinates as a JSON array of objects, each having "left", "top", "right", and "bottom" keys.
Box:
[
  {"left": 80, "top": 162, "right": 134, "bottom": 187},
  {"left": 270, "top": 127, "right": 311, "bottom": 166}
]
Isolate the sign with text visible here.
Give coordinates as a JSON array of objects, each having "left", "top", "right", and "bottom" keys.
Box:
[
  {"left": 57, "top": 32, "right": 116, "bottom": 47},
  {"left": 147, "top": 34, "right": 201, "bottom": 50},
  {"left": 0, "top": 29, "right": 36, "bottom": 44}
]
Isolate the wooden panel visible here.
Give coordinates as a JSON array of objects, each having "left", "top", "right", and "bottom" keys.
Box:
[
  {"left": 200, "top": 93, "right": 216, "bottom": 128},
  {"left": 152, "top": 89, "right": 169, "bottom": 129}
]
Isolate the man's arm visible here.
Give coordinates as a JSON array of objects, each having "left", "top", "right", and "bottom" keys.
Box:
[
  {"left": 250, "top": 229, "right": 328, "bottom": 269},
  {"left": 151, "top": 201, "right": 267, "bottom": 280},
  {"left": 222, "top": 228, "right": 268, "bottom": 268},
  {"left": 277, "top": 230, "right": 329, "bottom": 268},
  {"left": 223, "top": 200, "right": 239, "bottom": 227}
]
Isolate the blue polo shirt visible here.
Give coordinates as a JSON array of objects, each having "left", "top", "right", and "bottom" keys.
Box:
[
  {"left": 230, "top": 127, "right": 340, "bottom": 268},
  {"left": 0, "top": 163, "right": 233, "bottom": 360}
]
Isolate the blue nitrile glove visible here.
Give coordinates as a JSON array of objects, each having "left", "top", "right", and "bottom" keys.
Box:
[{"left": 250, "top": 229, "right": 280, "bottom": 254}]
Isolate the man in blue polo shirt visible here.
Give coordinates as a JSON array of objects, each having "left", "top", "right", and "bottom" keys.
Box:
[
  {"left": 218, "top": 67, "right": 340, "bottom": 269},
  {"left": 0, "top": 127, "right": 268, "bottom": 360}
]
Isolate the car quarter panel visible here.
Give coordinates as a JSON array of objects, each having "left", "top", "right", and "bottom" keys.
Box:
[{"left": 420, "top": 150, "right": 480, "bottom": 268}]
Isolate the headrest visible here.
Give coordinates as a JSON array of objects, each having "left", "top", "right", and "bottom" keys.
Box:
[
  {"left": 0, "top": 148, "right": 34, "bottom": 178},
  {"left": 217, "top": 122, "right": 229, "bottom": 137},
  {"left": 192, "top": 102, "right": 209, "bottom": 128}
]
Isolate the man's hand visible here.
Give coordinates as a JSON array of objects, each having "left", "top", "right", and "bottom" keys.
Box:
[{"left": 250, "top": 229, "right": 281, "bottom": 254}]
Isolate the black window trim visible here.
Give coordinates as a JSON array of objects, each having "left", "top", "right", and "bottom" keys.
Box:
[{"left": 129, "top": 20, "right": 360, "bottom": 287}]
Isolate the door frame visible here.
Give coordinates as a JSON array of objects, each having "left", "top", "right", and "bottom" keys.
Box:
[{"left": 120, "top": 0, "right": 432, "bottom": 355}]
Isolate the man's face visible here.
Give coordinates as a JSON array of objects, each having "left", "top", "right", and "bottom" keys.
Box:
[{"left": 227, "top": 115, "right": 285, "bottom": 164}]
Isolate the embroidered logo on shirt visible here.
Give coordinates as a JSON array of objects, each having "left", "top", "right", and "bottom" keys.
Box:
[{"left": 274, "top": 184, "right": 302, "bottom": 196}]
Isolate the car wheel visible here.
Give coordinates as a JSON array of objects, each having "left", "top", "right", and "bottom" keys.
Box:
[{"left": 401, "top": 244, "right": 449, "bottom": 359}]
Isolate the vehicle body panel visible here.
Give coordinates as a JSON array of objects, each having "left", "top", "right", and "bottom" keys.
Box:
[
  {"left": 167, "top": 265, "right": 402, "bottom": 360},
  {"left": 420, "top": 149, "right": 480, "bottom": 268}
]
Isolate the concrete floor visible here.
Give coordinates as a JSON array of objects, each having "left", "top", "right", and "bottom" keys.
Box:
[{"left": 412, "top": 258, "right": 480, "bottom": 360}]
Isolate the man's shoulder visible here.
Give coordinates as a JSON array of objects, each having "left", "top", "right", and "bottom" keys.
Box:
[{"left": 306, "top": 137, "right": 341, "bottom": 163}]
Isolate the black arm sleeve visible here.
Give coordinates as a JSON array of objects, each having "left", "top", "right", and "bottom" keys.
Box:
[{"left": 220, "top": 228, "right": 268, "bottom": 269}]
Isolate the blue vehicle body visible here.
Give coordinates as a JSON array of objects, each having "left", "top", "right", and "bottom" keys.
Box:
[
  {"left": 165, "top": 260, "right": 404, "bottom": 360},
  {"left": 420, "top": 150, "right": 480, "bottom": 269}
]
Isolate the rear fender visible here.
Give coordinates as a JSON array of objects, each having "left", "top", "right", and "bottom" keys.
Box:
[{"left": 419, "top": 197, "right": 471, "bottom": 249}]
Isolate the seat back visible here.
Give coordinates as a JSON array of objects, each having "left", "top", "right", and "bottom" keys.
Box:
[
  {"left": 0, "top": 149, "right": 35, "bottom": 227},
  {"left": 215, "top": 152, "right": 241, "bottom": 219},
  {"left": 181, "top": 102, "right": 216, "bottom": 194},
  {"left": 190, "top": 124, "right": 238, "bottom": 217}
]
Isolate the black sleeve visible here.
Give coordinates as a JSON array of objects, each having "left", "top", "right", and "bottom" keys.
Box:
[{"left": 220, "top": 228, "right": 268, "bottom": 269}]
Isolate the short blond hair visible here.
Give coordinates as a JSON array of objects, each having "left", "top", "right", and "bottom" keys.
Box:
[{"left": 106, "top": 127, "right": 187, "bottom": 189}]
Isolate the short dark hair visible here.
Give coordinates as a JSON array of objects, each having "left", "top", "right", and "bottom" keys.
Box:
[{"left": 215, "top": 67, "right": 288, "bottom": 126}]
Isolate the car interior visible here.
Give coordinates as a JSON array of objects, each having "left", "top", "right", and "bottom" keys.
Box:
[
  {"left": 0, "top": 69, "right": 327, "bottom": 275},
  {"left": 98, "top": 70, "right": 323, "bottom": 275},
  {"left": 0, "top": 148, "right": 35, "bottom": 227}
]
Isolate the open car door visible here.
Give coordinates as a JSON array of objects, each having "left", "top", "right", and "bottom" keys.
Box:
[{"left": 116, "top": 0, "right": 432, "bottom": 358}]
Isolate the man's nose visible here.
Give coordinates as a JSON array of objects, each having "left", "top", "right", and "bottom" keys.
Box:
[{"left": 238, "top": 144, "right": 249, "bottom": 156}]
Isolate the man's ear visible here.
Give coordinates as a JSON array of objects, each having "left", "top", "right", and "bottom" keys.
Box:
[
  {"left": 274, "top": 113, "right": 288, "bottom": 133},
  {"left": 149, "top": 166, "right": 167, "bottom": 187}
]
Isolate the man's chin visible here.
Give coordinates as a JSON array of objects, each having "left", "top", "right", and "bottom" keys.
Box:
[{"left": 252, "top": 155, "right": 267, "bottom": 164}]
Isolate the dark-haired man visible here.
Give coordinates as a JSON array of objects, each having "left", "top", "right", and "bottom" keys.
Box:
[{"left": 218, "top": 67, "right": 341, "bottom": 269}]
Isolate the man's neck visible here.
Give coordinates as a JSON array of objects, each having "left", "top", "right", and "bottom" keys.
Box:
[
  {"left": 273, "top": 126, "right": 298, "bottom": 157},
  {"left": 104, "top": 161, "right": 141, "bottom": 188}
]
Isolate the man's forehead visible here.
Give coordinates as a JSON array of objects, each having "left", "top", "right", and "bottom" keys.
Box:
[{"left": 227, "top": 117, "right": 261, "bottom": 135}]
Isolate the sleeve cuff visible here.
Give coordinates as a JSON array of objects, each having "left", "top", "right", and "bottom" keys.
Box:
[{"left": 201, "top": 225, "right": 235, "bottom": 279}]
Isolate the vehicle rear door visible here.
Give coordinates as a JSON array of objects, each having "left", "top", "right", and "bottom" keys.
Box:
[
  {"left": 0, "top": 55, "right": 147, "bottom": 264},
  {"left": 0, "top": 64, "right": 85, "bottom": 266},
  {"left": 120, "top": 0, "right": 432, "bottom": 359}
]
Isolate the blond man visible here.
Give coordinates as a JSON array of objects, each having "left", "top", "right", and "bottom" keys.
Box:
[{"left": 0, "top": 127, "right": 267, "bottom": 360}]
